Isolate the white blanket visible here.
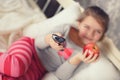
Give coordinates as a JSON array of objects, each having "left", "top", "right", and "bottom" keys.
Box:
[
  {"left": 0, "top": 0, "right": 46, "bottom": 52},
  {"left": 70, "top": 55, "right": 120, "bottom": 80}
]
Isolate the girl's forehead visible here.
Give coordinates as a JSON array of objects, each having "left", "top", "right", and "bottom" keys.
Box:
[{"left": 80, "top": 16, "right": 104, "bottom": 30}]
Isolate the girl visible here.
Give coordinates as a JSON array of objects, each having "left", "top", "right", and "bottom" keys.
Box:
[{"left": 37, "top": 6, "right": 119, "bottom": 80}]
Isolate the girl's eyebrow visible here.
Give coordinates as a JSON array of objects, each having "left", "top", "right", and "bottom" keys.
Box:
[
  {"left": 83, "top": 24, "right": 89, "bottom": 26},
  {"left": 95, "top": 27, "right": 103, "bottom": 32}
]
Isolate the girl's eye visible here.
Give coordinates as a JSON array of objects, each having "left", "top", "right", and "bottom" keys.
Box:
[
  {"left": 83, "top": 25, "right": 89, "bottom": 29},
  {"left": 95, "top": 30, "right": 102, "bottom": 34}
]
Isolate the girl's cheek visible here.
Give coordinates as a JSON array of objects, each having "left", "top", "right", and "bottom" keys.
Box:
[
  {"left": 79, "top": 30, "right": 86, "bottom": 37},
  {"left": 95, "top": 35, "right": 102, "bottom": 41}
]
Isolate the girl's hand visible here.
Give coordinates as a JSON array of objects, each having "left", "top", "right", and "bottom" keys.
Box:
[
  {"left": 45, "top": 33, "right": 65, "bottom": 51},
  {"left": 68, "top": 49, "right": 99, "bottom": 65},
  {"left": 79, "top": 49, "right": 99, "bottom": 63}
]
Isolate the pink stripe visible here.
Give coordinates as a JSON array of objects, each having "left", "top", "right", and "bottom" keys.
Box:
[
  {"left": 9, "top": 48, "right": 31, "bottom": 65},
  {"left": 0, "top": 54, "right": 8, "bottom": 73},
  {"left": 0, "top": 75, "right": 2, "bottom": 80},
  {"left": 4, "top": 55, "right": 12, "bottom": 76},
  {"left": 29, "top": 69, "right": 35, "bottom": 80},
  {"left": 25, "top": 72, "right": 31, "bottom": 80},
  {"left": 13, "top": 53, "right": 30, "bottom": 69},
  {"left": 8, "top": 39, "right": 31, "bottom": 47},
  {"left": 32, "top": 62, "right": 39, "bottom": 78},
  {"left": 7, "top": 42, "right": 33, "bottom": 65},
  {"left": 8, "top": 41, "right": 32, "bottom": 54},
  {"left": 10, "top": 56, "right": 20, "bottom": 76},
  {"left": 8, "top": 44, "right": 31, "bottom": 53}
]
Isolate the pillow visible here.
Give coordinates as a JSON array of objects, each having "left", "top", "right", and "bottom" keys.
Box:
[
  {"left": 98, "top": 36, "right": 120, "bottom": 71},
  {"left": 71, "top": 55, "right": 120, "bottom": 80},
  {"left": 23, "top": 2, "right": 84, "bottom": 38}
]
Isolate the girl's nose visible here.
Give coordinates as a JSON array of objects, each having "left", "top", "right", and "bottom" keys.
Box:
[{"left": 87, "top": 30, "right": 94, "bottom": 38}]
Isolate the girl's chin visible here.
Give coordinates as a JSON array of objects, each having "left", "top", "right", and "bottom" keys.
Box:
[
  {"left": 81, "top": 37, "right": 92, "bottom": 44},
  {"left": 83, "top": 40, "right": 93, "bottom": 45}
]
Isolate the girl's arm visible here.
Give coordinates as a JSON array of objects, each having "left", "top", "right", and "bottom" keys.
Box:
[
  {"left": 35, "top": 24, "right": 79, "bottom": 80},
  {"left": 35, "top": 24, "right": 70, "bottom": 49}
]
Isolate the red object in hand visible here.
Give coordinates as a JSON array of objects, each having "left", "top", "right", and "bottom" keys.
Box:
[
  {"left": 83, "top": 43, "right": 100, "bottom": 57},
  {"left": 58, "top": 48, "right": 73, "bottom": 60}
]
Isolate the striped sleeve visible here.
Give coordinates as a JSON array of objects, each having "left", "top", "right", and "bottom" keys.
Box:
[{"left": 0, "top": 37, "right": 34, "bottom": 77}]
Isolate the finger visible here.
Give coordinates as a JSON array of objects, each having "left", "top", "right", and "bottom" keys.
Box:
[
  {"left": 83, "top": 49, "right": 89, "bottom": 58},
  {"left": 94, "top": 55, "right": 100, "bottom": 62},
  {"left": 78, "top": 52, "right": 84, "bottom": 61},
  {"left": 54, "top": 44, "right": 65, "bottom": 51},
  {"left": 86, "top": 53, "right": 99, "bottom": 63},
  {"left": 58, "top": 46, "right": 65, "bottom": 51},
  {"left": 91, "top": 54, "right": 99, "bottom": 62},
  {"left": 54, "top": 32, "right": 62, "bottom": 36},
  {"left": 84, "top": 50, "right": 94, "bottom": 63}
]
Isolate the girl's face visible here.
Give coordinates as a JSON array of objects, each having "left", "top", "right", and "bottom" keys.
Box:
[{"left": 78, "top": 16, "right": 104, "bottom": 45}]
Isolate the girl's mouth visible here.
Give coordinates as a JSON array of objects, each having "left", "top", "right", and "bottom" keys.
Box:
[{"left": 83, "top": 36, "right": 93, "bottom": 42}]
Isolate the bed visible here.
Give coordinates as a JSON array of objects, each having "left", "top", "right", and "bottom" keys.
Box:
[
  {"left": 0, "top": 0, "right": 46, "bottom": 52},
  {"left": 0, "top": 0, "right": 120, "bottom": 79}
]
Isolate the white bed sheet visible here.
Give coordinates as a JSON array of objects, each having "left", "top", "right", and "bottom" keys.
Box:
[{"left": 0, "top": 0, "right": 46, "bottom": 52}]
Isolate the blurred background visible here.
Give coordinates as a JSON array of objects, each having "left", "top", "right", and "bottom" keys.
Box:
[{"left": 36, "top": 0, "right": 120, "bottom": 50}]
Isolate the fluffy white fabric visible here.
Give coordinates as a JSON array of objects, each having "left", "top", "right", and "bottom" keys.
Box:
[
  {"left": 23, "top": 2, "right": 83, "bottom": 38},
  {"left": 71, "top": 55, "right": 120, "bottom": 80},
  {"left": 0, "top": 0, "right": 46, "bottom": 52},
  {"left": 1, "top": 0, "right": 35, "bottom": 33}
]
